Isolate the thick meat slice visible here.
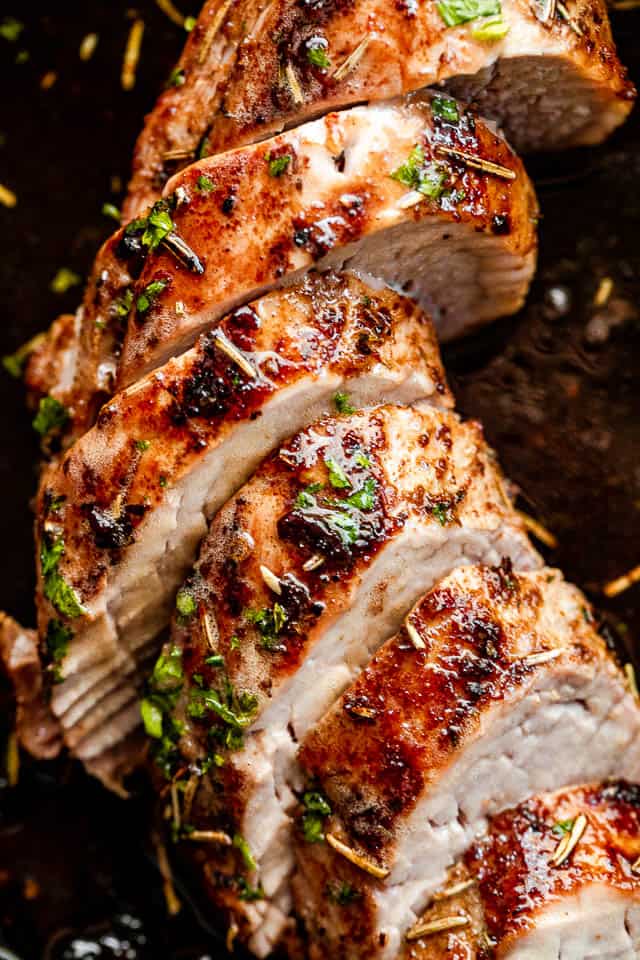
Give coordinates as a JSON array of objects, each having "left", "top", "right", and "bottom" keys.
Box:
[
  {"left": 123, "top": 0, "right": 266, "bottom": 220},
  {"left": 156, "top": 405, "right": 538, "bottom": 956},
  {"left": 33, "top": 276, "right": 450, "bottom": 784},
  {"left": 0, "top": 613, "right": 62, "bottom": 760},
  {"left": 117, "top": 96, "right": 537, "bottom": 387},
  {"left": 295, "top": 566, "right": 640, "bottom": 960},
  {"left": 126, "top": 0, "right": 633, "bottom": 210},
  {"left": 403, "top": 782, "right": 640, "bottom": 959}
]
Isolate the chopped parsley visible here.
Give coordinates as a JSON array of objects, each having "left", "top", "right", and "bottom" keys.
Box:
[
  {"left": 102, "top": 202, "right": 121, "bottom": 223},
  {"left": 32, "top": 395, "right": 69, "bottom": 438},
  {"left": 390, "top": 145, "right": 449, "bottom": 200},
  {"left": 471, "top": 16, "right": 509, "bottom": 39},
  {"left": 142, "top": 646, "right": 185, "bottom": 774},
  {"left": 176, "top": 588, "right": 197, "bottom": 620},
  {"left": 184, "top": 15, "right": 196, "bottom": 31},
  {"left": 167, "top": 66, "right": 185, "bottom": 88},
  {"left": 50, "top": 267, "right": 81, "bottom": 294},
  {"left": 40, "top": 536, "right": 86, "bottom": 619},
  {"left": 346, "top": 478, "right": 376, "bottom": 511},
  {"left": 325, "top": 457, "right": 351, "bottom": 490},
  {"left": 327, "top": 881, "right": 361, "bottom": 906},
  {"left": 230, "top": 634, "right": 240, "bottom": 651},
  {"left": 196, "top": 174, "right": 215, "bottom": 193},
  {"left": 136, "top": 279, "right": 168, "bottom": 314},
  {"left": 127, "top": 200, "right": 175, "bottom": 252},
  {"left": 552, "top": 817, "right": 575, "bottom": 837},
  {"left": 188, "top": 678, "right": 258, "bottom": 740},
  {"left": 205, "top": 653, "right": 224, "bottom": 668},
  {"left": 295, "top": 482, "right": 324, "bottom": 509},
  {"left": 45, "top": 619, "right": 72, "bottom": 683},
  {"left": 135, "top": 439, "right": 151, "bottom": 452},
  {"left": 333, "top": 392, "right": 355, "bottom": 415},
  {"left": 141, "top": 698, "right": 163, "bottom": 738},
  {"left": 0, "top": 17, "right": 23, "bottom": 43},
  {"left": 114, "top": 287, "right": 134, "bottom": 318},
  {"left": 432, "top": 96, "right": 460, "bottom": 123},
  {"left": 246, "top": 603, "right": 287, "bottom": 650},
  {"left": 267, "top": 153, "right": 292, "bottom": 178},
  {"left": 237, "top": 878, "right": 264, "bottom": 901},
  {"left": 306, "top": 38, "right": 330, "bottom": 69},
  {"left": 3, "top": 335, "right": 39, "bottom": 379},
  {"left": 436, "top": 0, "right": 502, "bottom": 26},
  {"left": 431, "top": 503, "right": 450, "bottom": 526},
  {"left": 301, "top": 790, "right": 332, "bottom": 844},
  {"left": 233, "top": 834, "right": 257, "bottom": 871}
]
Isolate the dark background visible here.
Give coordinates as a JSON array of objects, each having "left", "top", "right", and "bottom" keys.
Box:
[{"left": 0, "top": 3, "right": 639, "bottom": 958}]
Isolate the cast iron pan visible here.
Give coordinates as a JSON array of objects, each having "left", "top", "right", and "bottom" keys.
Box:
[{"left": 0, "top": 4, "right": 638, "bottom": 957}]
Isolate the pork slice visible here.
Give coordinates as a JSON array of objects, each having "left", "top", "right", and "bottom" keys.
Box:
[
  {"left": 0, "top": 613, "right": 62, "bottom": 759},
  {"left": 294, "top": 566, "right": 640, "bottom": 960},
  {"left": 139, "top": 0, "right": 634, "bottom": 175},
  {"left": 123, "top": 0, "right": 270, "bottom": 220},
  {"left": 395, "top": 782, "right": 640, "bottom": 960},
  {"left": 156, "top": 404, "right": 539, "bottom": 956},
  {"left": 117, "top": 96, "right": 537, "bottom": 387},
  {"left": 33, "top": 275, "right": 450, "bottom": 784}
]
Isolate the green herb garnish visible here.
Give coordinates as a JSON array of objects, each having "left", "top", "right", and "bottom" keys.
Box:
[
  {"left": 246, "top": 603, "right": 287, "bottom": 650},
  {"left": 327, "top": 881, "right": 361, "bottom": 905},
  {"left": 333, "top": 392, "right": 355, "bottom": 415},
  {"left": 390, "top": 145, "right": 449, "bottom": 200},
  {"left": 141, "top": 698, "right": 164, "bottom": 738},
  {"left": 346, "top": 478, "right": 376, "bottom": 511},
  {"left": 40, "top": 536, "right": 86, "bottom": 619},
  {"left": 267, "top": 153, "right": 292, "bottom": 177},
  {"left": 233, "top": 834, "right": 257, "bottom": 871},
  {"left": 50, "top": 267, "right": 81, "bottom": 294},
  {"left": 301, "top": 790, "right": 332, "bottom": 844},
  {"left": 325, "top": 457, "right": 351, "bottom": 490},
  {"left": 432, "top": 97, "right": 460, "bottom": 123},
  {"left": 436, "top": 0, "right": 501, "bottom": 26},
  {"left": 45, "top": 619, "right": 72, "bottom": 683},
  {"left": 552, "top": 818, "right": 575, "bottom": 837},
  {"left": 136, "top": 279, "right": 168, "bottom": 314},
  {"left": 176, "top": 588, "right": 197, "bottom": 619},
  {"left": 196, "top": 174, "right": 215, "bottom": 193},
  {"left": 167, "top": 67, "right": 185, "bottom": 88},
  {"left": 139, "top": 200, "right": 175, "bottom": 251},
  {"left": 33, "top": 395, "right": 69, "bottom": 438},
  {"left": 184, "top": 15, "right": 196, "bottom": 31},
  {"left": 306, "top": 39, "right": 330, "bottom": 69},
  {"left": 471, "top": 16, "right": 509, "bottom": 39},
  {"left": 0, "top": 17, "right": 23, "bottom": 42},
  {"left": 102, "top": 202, "right": 121, "bottom": 223},
  {"left": 237, "top": 878, "right": 264, "bottom": 901}
]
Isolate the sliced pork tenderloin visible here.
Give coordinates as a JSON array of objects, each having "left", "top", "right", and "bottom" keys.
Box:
[
  {"left": 126, "top": 0, "right": 634, "bottom": 209},
  {"left": 154, "top": 405, "right": 538, "bottom": 956},
  {"left": 0, "top": 613, "right": 62, "bottom": 760},
  {"left": 294, "top": 565, "right": 640, "bottom": 960},
  {"left": 401, "top": 781, "right": 640, "bottom": 960},
  {"left": 117, "top": 96, "right": 537, "bottom": 387},
  {"left": 33, "top": 276, "right": 450, "bottom": 784}
]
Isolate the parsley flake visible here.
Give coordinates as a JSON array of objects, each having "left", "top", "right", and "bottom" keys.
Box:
[
  {"left": 431, "top": 96, "right": 460, "bottom": 123},
  {"left": 267, "top": 153, "right": 292, "bottom": 177},
  {"left": 325, "top": 457, "right": 351, "bottom": 489},
  {"left": 436, "top": 0, "right": 502, "bottom": 26},
  {"left": 333, "top": 392, "right": 355, "bottom": 415},
  {"left": 33, "top": 396, "right": 69, "bottom": 438},
  {"left": 306, "top": 38, "right": 330, "bottom": 69},
  {"left": 136, "top": 279, "right": 168, "bottom": 314}
]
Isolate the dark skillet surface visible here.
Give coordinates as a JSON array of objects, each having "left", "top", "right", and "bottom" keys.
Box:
[{"left": 0, "top": 4, "right": 639, "bottom": 957}]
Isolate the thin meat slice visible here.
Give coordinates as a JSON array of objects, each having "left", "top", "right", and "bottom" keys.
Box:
[
  {"left": 117, "top": 96, "right": 537, "bottom": 387},
  {"left": 33, "top": 276, "right": 450, "bottom": 785},
  {"left": 127, "top": 0, "right": 634, "bottom": 205},
  {"left": 401, "top": 781, "right": 640, "bottom": 959},
  {"left": 155, "top": 405, "right": 538, "bottom": 957},
  {"left": 295, "top": 566, "right": 640, "bottom": 960}
]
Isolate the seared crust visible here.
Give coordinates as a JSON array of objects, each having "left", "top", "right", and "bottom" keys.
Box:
[
  {"left": 203, "top": 0, "right": 634, "bottom": 156},
  {"left": 33, "top": 277, "right": 450, "bottom": 771},
  {"left": 294, "top": 565, "right": 640, "bottom": 959},
  {"left": 123, "top": 0, "right": 267, "bottom": 220},
  {"left": 156, "top": 405, "right": 536, "bottom": 949},
  {"left": 124, "top": 0, "right": 634, "bottom": 210},
  {"left": 468, "top": 781, "right": 640, "bottom": 954},
  {"left": 118, "top": 96, "right": 536, "bottom": 386}
]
